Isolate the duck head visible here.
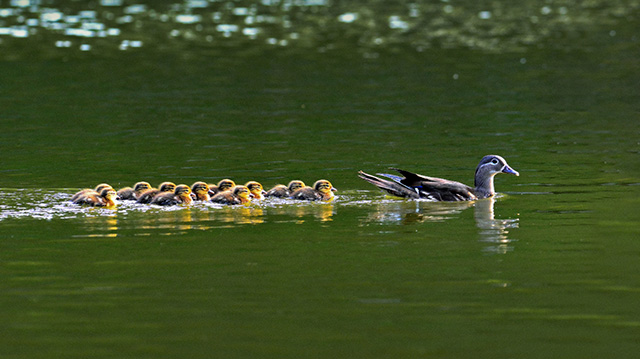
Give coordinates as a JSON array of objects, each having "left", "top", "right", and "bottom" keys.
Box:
[{"left": 474, "top": 155, "right": 519, "bottom": 198}]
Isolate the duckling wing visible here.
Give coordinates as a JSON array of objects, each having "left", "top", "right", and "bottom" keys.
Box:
[{"left": 391, "top": 168, "right": 476, "bottom": 201}]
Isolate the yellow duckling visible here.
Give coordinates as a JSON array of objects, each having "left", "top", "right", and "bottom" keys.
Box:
[
  {"left": 211, "top": 185, "right": 252, "bottom": 205},
  {"left": 71, "top": 183, "right": 114, "bottom": 202},
  {"left": 191, "top": 181, "right": 211, "bottom": 201},
  {"left": 73, "top": 188, "right": 118, "bottom": 207},
  {"left": 290, "top": 179, "right": 337, "bottom": 201},
  {"left": 265, "top": 180, "right": 306, "bottom": 198},
  {"left": 136, "top": 182, "right": 177, "bottom": 204},
  {"left": 117, "top": 181, "right": 152, "bottom": 200},
  {"left": 245, "top": 181, "right": 266, "bottom": 200},
  {"left": 208, "top": 179, "right": 236, "bottom": 196},
  {"left": 150, "top": 184, "right": 193, "bottom": 206}
]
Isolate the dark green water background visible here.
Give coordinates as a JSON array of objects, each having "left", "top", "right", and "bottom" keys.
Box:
[{"left": 1, "top": 1, "right": 640, "bottom": 358}]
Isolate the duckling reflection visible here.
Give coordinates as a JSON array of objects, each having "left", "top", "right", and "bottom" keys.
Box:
[
  {"left": 474, "top": 197, "right": 519, "bottom": 254},
  {"left": 268, "top": 202, "right": 335, "bottom": 222},
  {"left": 77, "top": 212, "right": 119, "bottom": 238},
  {"left": 211, "top": 206, "right": 264, "bottom": 225}
]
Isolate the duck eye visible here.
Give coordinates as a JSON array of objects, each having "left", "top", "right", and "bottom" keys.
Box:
[{"left": 491, "top": 159, "right": 499, "bottom": 165}]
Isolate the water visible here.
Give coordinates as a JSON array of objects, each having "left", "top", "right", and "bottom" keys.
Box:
[{"left": 1, "top": 1, "right": 640, "bottom": 358}]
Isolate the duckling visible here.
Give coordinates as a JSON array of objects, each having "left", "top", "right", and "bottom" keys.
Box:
[
  {"left": 73, "top": 188, "right": 118, "bottom": 207},
  {"left": 71, "top": 183, "right": 114, "bottom": 202},
  {"left": 245, "top": 181, "right": 266, "bottom": 200},
  {"left": 265, "top": 180, "right": 306, "bottom": 198},
  {"left": 211, "top": 185, "right": 252, "bottom": 205},
  {"left": 117, "top": 181, "right": 152, "bottom": 201},
  {"left": 136, "top": 182, "right": 177, "bottom": 204},
  {"left": 290, "top": 180, "right": 337, "bottom": 201},
  {"left": 150, "top": 184, "right": 193, "bottom": 206},
  {"left": 358, "top": 155, "right": 519, "bottom": 201},
  {"left": 191, "top": 181, "right": 211, "bottom": 201},
  {"left": 208, "top": 179, "right": 236, "bottom": 196}
]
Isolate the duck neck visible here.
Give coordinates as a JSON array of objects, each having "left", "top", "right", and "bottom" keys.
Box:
[{"left": 474, "top": 171, "right": 496, "bottom": 199}]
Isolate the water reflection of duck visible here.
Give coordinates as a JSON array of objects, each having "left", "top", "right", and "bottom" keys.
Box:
[
  {"left": 191, "top": 181, "right": 210, "bottom": 201},
  {"left": 208, "top": 179, "right": 236, "bottom": 196},
  {"left": 265, "top": 180, "right": 306, "bottom": 198},
  {"left": 137, "top": 182, "right": 177, "bottom": 204},
  {"left": 73, "top": 188, "right": 118, "bottom": 207},
  {"left": 117, "top": 181, "right": 152, "bottom": 201},
  {"left": 211, "top": 185, "right": 251, "bottom": 205},
  {"left": 290, "top": 180, "right": 336, "bottom": 201},
  {"left": 71, "top": 183, "right": 114, "bottom": 202},
  {"left": 358, "top": 155, "right": 519, "bottom": 201},
  {"left": 150, "top": 184, "right": 193, "bottom": 206},
  {"left": 245, "top": 181, "right": 266, "bottom": 200}
]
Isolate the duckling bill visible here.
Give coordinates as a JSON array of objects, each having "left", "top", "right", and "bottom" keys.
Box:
[{"left": 358, "top": 155, "right": 519, "bottom": 201}]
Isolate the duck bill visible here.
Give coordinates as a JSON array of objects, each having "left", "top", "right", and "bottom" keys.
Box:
[
  {"left": 331, "top": 187, "right": 338, "bottom": 192},
  {"left": 502, "top": 165, "right": 519, "bottom": 176}
]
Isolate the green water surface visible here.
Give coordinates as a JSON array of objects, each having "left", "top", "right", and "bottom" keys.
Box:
[{"left": 1, "top": 22, "right": 640, "bottom": 359}]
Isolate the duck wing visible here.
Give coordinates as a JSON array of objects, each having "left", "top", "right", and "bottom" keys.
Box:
[
  {"left": 390, "top": 168, "right": 476, "bottom": 201},
  {"left": 358, "top": 171, "right": 420, "bottom": 199}
]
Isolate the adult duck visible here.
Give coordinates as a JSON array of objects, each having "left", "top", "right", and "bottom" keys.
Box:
[{"left": 358, "top": 155, "right": 519, "bottom": 201}]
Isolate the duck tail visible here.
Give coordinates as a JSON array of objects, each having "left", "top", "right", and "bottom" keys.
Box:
[{"left": 358, "top": 171, "right": 419, "bottom": 199}]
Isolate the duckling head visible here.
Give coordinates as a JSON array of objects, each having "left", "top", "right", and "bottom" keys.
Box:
[
  {"left": 191, "top": 181, "right": 209, "bottom": 195},
  {"left": 234, "top": 185, "right": 252, "bottom": 204},
  {"left": 101, "top": 188, "right": 118, "bottom": 206},
  {"left": 159, "top": 182, "right": 176, "bottom": 192},
  {"left": 94, "top": 183, "right": 113, "bottom": 192},
  {"left": 133, "top": 181, "right": 152, "bottom": 195},
  {"left": 174, "top": 184, "right": 193, "bottom": 204},
  {"left": 314, "top": 180, "right": 337, "bottom": 194},
  {"left": 175, "top": 184, "right": 191, "bottom": 196},
  {"left": 217, "top": 179, "right": 236, "bottom": 192},
  {"left": 245, "top": 181, "right": 265, "bottom": 200},
  {"left": 314, "top": 180, "right": 337, "bottom": 200},
  {"left": 288, "top": 180, "right": 305, "bottom": 192}
]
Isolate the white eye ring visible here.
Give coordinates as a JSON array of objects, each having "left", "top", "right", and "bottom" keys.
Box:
[{"left": 491, "top": 158, "right": 499, "bottom": 165}]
